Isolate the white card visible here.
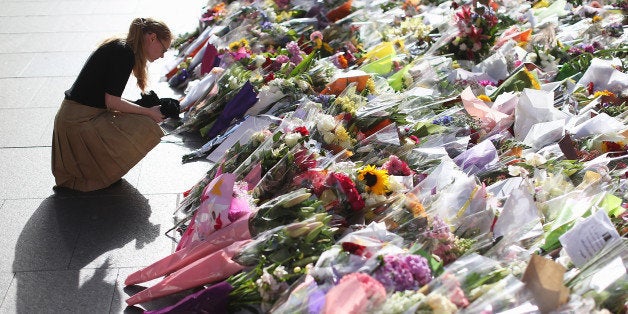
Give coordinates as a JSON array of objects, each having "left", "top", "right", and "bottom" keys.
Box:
[{"left": 559, "top": 209, "right": 620, "bottom": 267}]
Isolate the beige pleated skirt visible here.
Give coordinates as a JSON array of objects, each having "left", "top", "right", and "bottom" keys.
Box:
[{"left": 52, "top": 99, "right": 165, "bottom": 192}]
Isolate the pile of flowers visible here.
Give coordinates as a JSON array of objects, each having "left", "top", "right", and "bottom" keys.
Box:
[{"left": 126, "top": 0, "right": 628, "bottom": 313}]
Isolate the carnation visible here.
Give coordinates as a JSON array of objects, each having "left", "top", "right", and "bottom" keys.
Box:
[
  {"left": 316, "top": 114, "right": 337, "bottom": 132},
  {"left": 382, "top": 155, "right": 413, "bottom": 176},
  {"left": 328, "top": 172, "right": 365, "bottom": 211}
]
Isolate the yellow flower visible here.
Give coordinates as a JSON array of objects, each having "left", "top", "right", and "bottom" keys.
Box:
[
  {"left": 477, "top": 94, "right": 491, "bottom": 102},
  {"left": 228, "top": 41, "right": 241, "bottom": 51},
  {"left": 592, "top": 15, "right": 602, "bottom": 23},
  {"left": 334, "top": 126, "right": 350, "bottom": 144},
  {"left": 365, "top": 78, "right": 376, "bottom": 94},
  {"left": 358, "top": 165, "right": 390, "bottom": 195},
  {"left": 336, "top": 96, "right": 358, "bottom": 115},
  {"left": 523, "top": 69, "right": 541, "bottom": 90},
  {"left": 593, "top": 90, "right": 615, "bottom": 98},
  {"left": 393, "top": 39, "right": 406, "bottom": 53}
]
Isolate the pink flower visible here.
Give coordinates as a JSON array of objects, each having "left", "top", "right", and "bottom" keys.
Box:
[
  {"left": 323, "top": 273, "right": 386, "bottom": 314},
  {"left": 275, "top": 54, "right": 290, "bottom": 64},
  {"left": 293, "top": 170, "right": 328, "bottom": 195},
  {"left": 310, "top": 31, "right": 323, "bottom": 42},
  {"left": 382, "top": 155, "right": 414, "bottom": 176}
]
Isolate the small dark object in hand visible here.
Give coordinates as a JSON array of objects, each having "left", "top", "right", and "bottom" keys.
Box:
[
  {"left": 159, "top": 98, "right": 181, "bottom": 119},
  {"left": 134, "top": 91, "right": 180, "bottom": 119},
  {"left": 134, "top": 90, "right": 160, "bottom": 108}
]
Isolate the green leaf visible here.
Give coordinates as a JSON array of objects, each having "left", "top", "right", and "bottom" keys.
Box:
[
  {"left": 290, "top": 50, "right": 317, "bottom": 78},
  {"left": 541, "top": 221, "right": 575, "bottom": 252},
  {"left": 555, "top": 52, "right": 593, "bottom": 81}
]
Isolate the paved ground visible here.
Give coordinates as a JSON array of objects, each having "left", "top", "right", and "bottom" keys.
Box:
[{"left": 0, "top": 0, "right": 213, "bottom": 312}]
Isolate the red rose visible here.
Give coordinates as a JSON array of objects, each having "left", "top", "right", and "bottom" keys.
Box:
[{"left": 293, "top": 126, "right": 310, "bottom": 136}]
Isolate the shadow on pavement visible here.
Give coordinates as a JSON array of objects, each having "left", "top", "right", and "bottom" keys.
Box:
[{"left": 12, "top": 180, "right": 165, "bottom": 313}]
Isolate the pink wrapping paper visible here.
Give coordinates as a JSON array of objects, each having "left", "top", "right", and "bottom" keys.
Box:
[
  {"left": 126, "top": 240, "right": 250, "bottom": 306},
  {"left": 460, "top": 87, "right": 512, "bottom": 133},
  {"left": 177, "top": 173, "right": 236, "bottom": 251},
  {"left": 124, "top": 214, "right": 251, "bottom": 286},
  {"left": 322, "top": 273, "right": 386, "bottom": 314}
]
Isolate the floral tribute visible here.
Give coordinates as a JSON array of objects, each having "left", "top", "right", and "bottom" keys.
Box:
[{"left": 125, "top": 0, "right": 628, "bottom": 313}]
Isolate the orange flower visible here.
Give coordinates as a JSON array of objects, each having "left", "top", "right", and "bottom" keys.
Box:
[
  {"left": 326, "top": 0, "right": 353, "bottom": 23},
  {"left": 337, "top": 54, "right": 349, "bottom": 69}
]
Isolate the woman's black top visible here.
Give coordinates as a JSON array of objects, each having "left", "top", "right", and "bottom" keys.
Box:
[{"left": 64, "top": 39, "right": 135, "bottom": 109}]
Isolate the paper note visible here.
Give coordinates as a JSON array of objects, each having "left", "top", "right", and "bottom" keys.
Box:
[{"left": 559, "top": 209, "right": 620, "bottom": 267}]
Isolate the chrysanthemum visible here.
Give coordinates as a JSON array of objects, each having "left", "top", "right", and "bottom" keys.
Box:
[{"left": 358, "top": 165, "right": 390, "bottom": 195}]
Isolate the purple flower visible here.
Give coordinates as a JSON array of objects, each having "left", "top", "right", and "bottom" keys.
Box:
[
  {"left": 286, "top": 41, "right": 301, "bottom": 56},
  {"left": 275, "top": 54, "right": 290, "bottom": 64},
  {"left": 286, "top": 41, "right": 303, "bottom": 64},
  {"left": 425, "top": 216, "right": 452, "bottom": 241},
  {"left": 261, "top": 21, "right": 273, "bottom": 30},
  {"left": 373, "top": 254, "right": 432, "bottom": 292},
  {"left": 433, "top": 116, "right": 454, "bottom": 125}
]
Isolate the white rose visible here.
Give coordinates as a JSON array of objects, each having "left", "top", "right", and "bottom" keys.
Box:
[
  {"left": 284, "top": 132, "right": 302, "bottom": 147},
  {"left": 316, "top": 114, "right": 336, "bottom": 132}
]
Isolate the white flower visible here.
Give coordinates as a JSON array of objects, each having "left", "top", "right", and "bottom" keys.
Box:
[
  {"left": 284, "top": 132, "right": 302, "bottom": 147},
  {"left": 228, "top": 76, "right": 239, "bottom": 89},
  {"left": 273, "top": 265, "right": 289, "bottom": 279},
  {"left": 524, "top": 152, "right": 547, "bottom": 167},
  {"left": 472, "top": 42, "right": 482, "bottom": 52},
  {"left": 388, "top": 176, "right": 406, "bottom": 193},
  {"left": 316, "top": 114, "right": 336, "bottom": 132},
  {"left": 459, "top": 43, "right": 467, "bottom": 51},
  {"left": 402, "top": 72, "right": 414, "bottom": 88},
  {"left": 260, "top": 269, "right": 276, "bottom": 286},
  {"left": 508, "top": 165, "right": 529, "bottom": 177},
  {"left": 426, "top": 293, "right": 457, "bottom": 314},
  {"left": 322, "top": 131, "right": 336, "bottom": 144},
  {"left": 296, "top": 79, "right": 310, "bottom": 91},
  {"left": 363, "top": 193, "right": 387, "bottom": 207},
  {"left": 252, "top": 130, "right": 269, "bottom": 143},
  {"left": 254, "top": 54, "right": 267, "bottom": 67}
]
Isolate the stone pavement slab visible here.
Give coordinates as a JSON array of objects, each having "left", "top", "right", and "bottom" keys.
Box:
[
  {"left": 1, "top": 269, "right": 118, "bottom": 313},
  {"left": 0, "top": 0, "right": 210, "bottom": 311}
]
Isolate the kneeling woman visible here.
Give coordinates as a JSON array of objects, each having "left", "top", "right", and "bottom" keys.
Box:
[{"left": 52, "top": 18, "right": 171, "bottom": 192}]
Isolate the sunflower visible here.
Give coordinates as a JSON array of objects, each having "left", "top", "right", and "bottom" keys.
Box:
[{"left": 357, "top": 165, "right": 390, "bottom": 195}]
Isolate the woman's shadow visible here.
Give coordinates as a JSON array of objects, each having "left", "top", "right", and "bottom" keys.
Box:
[{"left": 11, "top": 180, "right": 179, "bottom": 313}]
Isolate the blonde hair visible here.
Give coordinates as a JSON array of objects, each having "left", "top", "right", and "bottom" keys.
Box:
[{"left": 101, "top": 17, "right": 172, "bottom": 91}]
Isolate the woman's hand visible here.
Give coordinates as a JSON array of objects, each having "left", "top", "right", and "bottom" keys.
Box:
[
  {"left": 146, "top": 105, "right": 165, "bottom": 123},
  {"left": 105, "top": 92, "right": 164, "bottom": 124}
]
